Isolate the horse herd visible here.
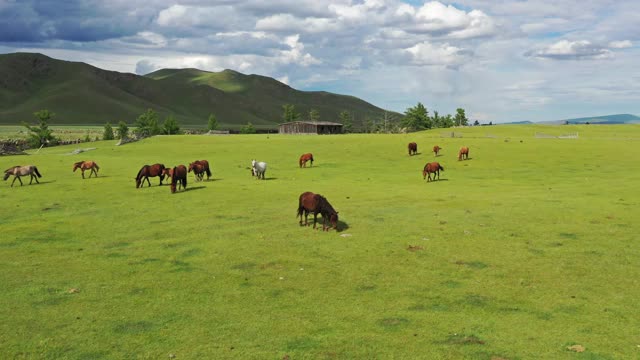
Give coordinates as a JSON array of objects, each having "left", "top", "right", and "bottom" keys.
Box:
[
  {"left": 408, "top": 143, "right": 471, "bottom": 182},
  {"left": 3, "top": 145, "right": 470, "bottom": 232}
]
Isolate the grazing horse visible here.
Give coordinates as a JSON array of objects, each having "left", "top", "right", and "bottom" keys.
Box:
[
  {"left": 189, "top": 160, "right": 211, "bottom": 181},
  {"left": 188, "top": 163, "right": 205, "bottom": 182},
  {"left": 299, "top": 153, "right": 314, "bottom": 168},
  {"left": 433, "top": 145, "right": 442, "bottom": 156},
  {"left": 251, "top": 159, "right": 267, "bottom": 180},
  {"left": 161, "top": 167, "right": 174, "bottom": 180},
  {"left": 73, "top": 160, "right": 99, "bottom": 179},
  {"left": 135, "top": 163, "right": 166, "bottom": 188},
  {"left": 458, "top": 146, "right": 469, "bottom": 161},
  {"left": 4, "top": 165, "right": 42, "bottom": 187},
  {"left": 423, "top": 162, "right": 444, "bottom": 182},
  {"left": 297, "top": 191, "right": 339, "bottom": 231},
  {"left": 408, "top": 142, "right": 418, "bottom": 156},
  {"left": 170, "top": 165, "right": 187, "bottom": 193}
]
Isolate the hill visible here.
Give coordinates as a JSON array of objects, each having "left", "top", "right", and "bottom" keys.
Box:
[
  {"left": 0, "top": 52, "right": 394, "bottom": 129},
  {"left": 543, "top": 114, "right": 640, "bottom": 125}
]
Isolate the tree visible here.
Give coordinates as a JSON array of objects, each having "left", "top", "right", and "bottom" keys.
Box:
[
  {"left": 116, "top": 121, "right": 129, "bottom": 140},
  {"left": 133, "top": 108, "right": 161, "bottom": 137},
  {"left": 308, "top": 108, "right": 320, "bottom": 122},
  {"left": 24, "top": 109, "right": 56, "bottom": 148},
  {"left": 401, "top": 102, "right": 431, "bottom": 131},
  {"left": 473, "top": 120, "right": 480, "bottom": 126},
  {"left": 339, "top": 110, "right": 353, "bottom": 133},
  {"left": 103, "top": 122, "right": 114, "bottom": 140},
  {"left": 282, "top": 104, "right": 300, "bottom": 123},
  {"left": 240, "top": 122, "right": 256, "bottom": 134},
  {"left": 207, "top": 114, "right": 219, "bottom": 131},
  {"left": 162, "top": 115, "right": 181, "bottom": 135},
  {"left": 441, "top": 114, "right": 454, "bottom": 128},
  {"left": 454, "top": 108, "right": 469, "bottom": 126},
  {"left": 431, "top": 111, "right": 441, "bottom": 128}
]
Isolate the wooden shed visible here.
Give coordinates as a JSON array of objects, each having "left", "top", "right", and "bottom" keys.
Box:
[{"left": 278, "top": 121, "right": 343, "bottom": 135}]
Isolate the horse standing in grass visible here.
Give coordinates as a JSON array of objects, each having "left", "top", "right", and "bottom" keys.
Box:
[
  {"left": 4, "top": 165, "right": 42, "bottom": 187},
  {"left": 423, "top": 162, "right": 444, "bottom": 182},
  {"left": 188, "top": 163, "right": 205, "bottom": 182},
  {"left": 135, "top": 163, "right": 166, "bottom": 188},
  {"left": 161, "top": 167, "right": 174, "bottom": 180},
  {"left": 251, "top": 159, "right": 267, "bottom": 180},
  {"left": 458, "top": 146, "right": 469, "bottom": 161},
  {"left": 299, "top": 153, "right": 314, "bottom": 168},
  {"left": 189, "top": 160, "right": 211, "bottom": 181},
  {"left": 170, "top": 165, "right": 187, "bottom": 193},
  {"left": 73, "top": 160, "right": 100, "bottom": 179},
  {"left": 408, "top": 142, "right": 418, "bottom": 156},
  {"left": 297, "top": 191, "right": 339, "bottom": 231},
  {"left": 433, "top": 145, "right": 442, "bottom": 156}
]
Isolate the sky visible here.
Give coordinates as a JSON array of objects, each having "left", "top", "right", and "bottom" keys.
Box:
[{"left": 0, "top": 0, "right": 638, "bottom": 123}]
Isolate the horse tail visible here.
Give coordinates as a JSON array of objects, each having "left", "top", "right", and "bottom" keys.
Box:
[
  {"left": 205, "top": 166, "right": 212, "bottom": 177},
  {"left": 310, "top": 155, "right": 314, "bottom": 164},
  {"left": 33, "top": 166, "right": 42, "bottom": 178},
  {"left": 94, "top": 163, "right": 100, "bottom": 171},
  {"left": 439, "top": 164, "right": 444, "bottom": 171},
  {"left": 183, "top": 168, "right": 188, "bottom": 188}
]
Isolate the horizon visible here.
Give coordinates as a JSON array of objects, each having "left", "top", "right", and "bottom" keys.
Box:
[{"left": 1, "top": 1, "right": 638, "bottom": 123}]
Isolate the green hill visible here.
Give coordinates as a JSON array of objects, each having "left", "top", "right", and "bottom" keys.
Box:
[{"left": 0, "top": 52, "right": 394, "bottom": 129}]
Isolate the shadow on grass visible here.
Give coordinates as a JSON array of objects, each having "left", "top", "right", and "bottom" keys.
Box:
[{"left": 182, "top": 186, "right": 206, "bottom": 192}]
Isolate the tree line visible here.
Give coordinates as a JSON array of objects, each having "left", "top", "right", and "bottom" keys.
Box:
[{"left": 279, "top": 102, "right": 469, "bottom": 133}]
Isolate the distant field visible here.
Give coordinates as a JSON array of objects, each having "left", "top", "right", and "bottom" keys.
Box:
[{"left": 1, "top": 125, "right": 639, "bottom": 359}]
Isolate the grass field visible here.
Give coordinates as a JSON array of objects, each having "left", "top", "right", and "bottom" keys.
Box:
[{"left": 1, "top": 125, "right": 639, "bottom": 359}]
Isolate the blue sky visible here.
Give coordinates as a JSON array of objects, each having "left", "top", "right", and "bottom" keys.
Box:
[{"left": 0, "top": 0, "right": 638, "bottom": 123}]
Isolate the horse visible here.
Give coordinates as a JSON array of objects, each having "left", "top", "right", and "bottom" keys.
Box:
[
  {"left": 73, "top": 160, "right": 99, "bottom": 179},
  {"left": 423, "top": 162, "right": 444, "bottom": 182},
  {"left": 4, "top": 165, "right": 42, "bottom": 187},
  {"left": 170, "top": 165, "right": 187, "bottom": 193},
  {"left": 458, "top": 146, "right": 469, "bottom": 161},
  {"left": 408, "top": 142, "right": 418, "bottom": 156},
  {"left": 297, "top": 191, "right": 339, "bottom": 231},
  {"left": 299, "top": 153, "right": 314, "bottom": 168},
  {"left": 135, "top": 163, "right": 166, "bottom": 188},
  {"left": 433, "top": 145, "right": 442, "bottom": 156},
  {"left": 251, "top": 159, "right": 267, "bottom": 180},
  {"left": 161, "top": 167, "right": 174, "bottom": 180},
  {"left": 189, "top": 160, "right": 211, "bottom": 181},
  {"left": 188, "top": 163, "right": 205, "bottom": 182}
]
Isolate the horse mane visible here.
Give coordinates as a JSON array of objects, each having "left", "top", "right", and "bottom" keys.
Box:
[
  {"left": 73, "top": 161, "right": 84, "bottom": 167},
  {"left": 316, "top": 195, "right": 337, "bottom": 216},
  {"left": 136, "top": 165, "right": 149, "bottom": 180}
]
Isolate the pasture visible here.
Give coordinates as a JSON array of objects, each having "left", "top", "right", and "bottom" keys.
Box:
[{"left": 1, "top": 125, "right": 639, "bottom": 359}]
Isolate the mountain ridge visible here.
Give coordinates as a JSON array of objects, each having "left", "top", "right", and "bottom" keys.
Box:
[{"left": 0, "top": 52, "right": 394, "bottom": 128}]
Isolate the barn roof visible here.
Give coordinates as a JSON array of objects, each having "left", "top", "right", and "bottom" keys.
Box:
[{"left": 279, "top": 121, "right": 343, "bottom": 126}]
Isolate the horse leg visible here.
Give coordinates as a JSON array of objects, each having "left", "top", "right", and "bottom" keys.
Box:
[
  {"left": 145, "top": 176, "right": 151, "bottom": 187},
  {"left": 313, "top": 212, "right": 318, "bottom": 229},
  {"left": 11, "top": 176, "right": 20, "bottom": 187},
  {"left": 32, "top": 173, "right": 39, "bottom": 184}
]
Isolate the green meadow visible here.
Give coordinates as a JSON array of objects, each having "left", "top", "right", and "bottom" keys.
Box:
[{"left": 1, "top": 125, "right": 639, "bottom": 359}]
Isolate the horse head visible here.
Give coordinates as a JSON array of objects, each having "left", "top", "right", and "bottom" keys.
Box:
[
  {"left": 330, "top": 212, "right": 339, "bottom": 230},
  {"left": 72, "top": 161, "right": 83, "bottom": 172}
]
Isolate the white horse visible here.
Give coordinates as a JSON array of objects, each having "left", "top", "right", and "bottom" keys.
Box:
[{"left": 251, "top": 159, "right": 267, "bottom": 180}]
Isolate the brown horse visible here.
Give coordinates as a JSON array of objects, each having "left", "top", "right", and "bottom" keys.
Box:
[
  {"left": 299, "top": 153, "right": 314, "bottom": 168},
  {"left": 188, "top": 163, "right": 204, "bottom": 182},
  {"left": 170, "top": 165, "right": 188, "bottom": 193},
  {"left": 423, "top": 162, "right": 444, "bottom": 182},
  {"left": 433, "top": 145, "right": 442, "bottom": 156},
  {"left": 297, "top": 191, "right": 339, "bottom": 231},
  {"left": 73, "top": 160, "right": 100, "bottom": 179},
  {"left": 458, "top": 146, "right": 469, "bottom": 161},
  {"left": 4, "top": 165, "right": 42, "bottom": 187},
  {"left": 135, "top": 163, "right": 166, "bottom": 188},
  {"left": 188, "top": 160, "right": 212, "bottom": 181},
  {"left": 161, "top": 167, "right": 174, "bottom": 180},
  {"left": 408, "top": 142, "right": 418, "bottom": 156}
]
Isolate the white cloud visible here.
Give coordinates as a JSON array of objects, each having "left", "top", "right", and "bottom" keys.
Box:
[
  {"left": 405, "top": 41, "right": 468, "bottom": 67},
  {"left": 528, "top": 40, "right": 614, "bottom": 60},
  {"left": 279, "top": 34, "right": 321, "bottom": 66},
  {"left": 609, "top": 40, "right": 632, "bottom": 49}
]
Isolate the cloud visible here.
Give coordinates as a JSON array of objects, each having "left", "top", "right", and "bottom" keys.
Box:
[
  {"left": 609, "top": 40, "right": 632, "bottom": 49},
  {"left": 526, "top": 40, "right": 614, "bottom": 60},
  {"left": 404, "top": 41, "right": 469, "bottom": 67}
]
